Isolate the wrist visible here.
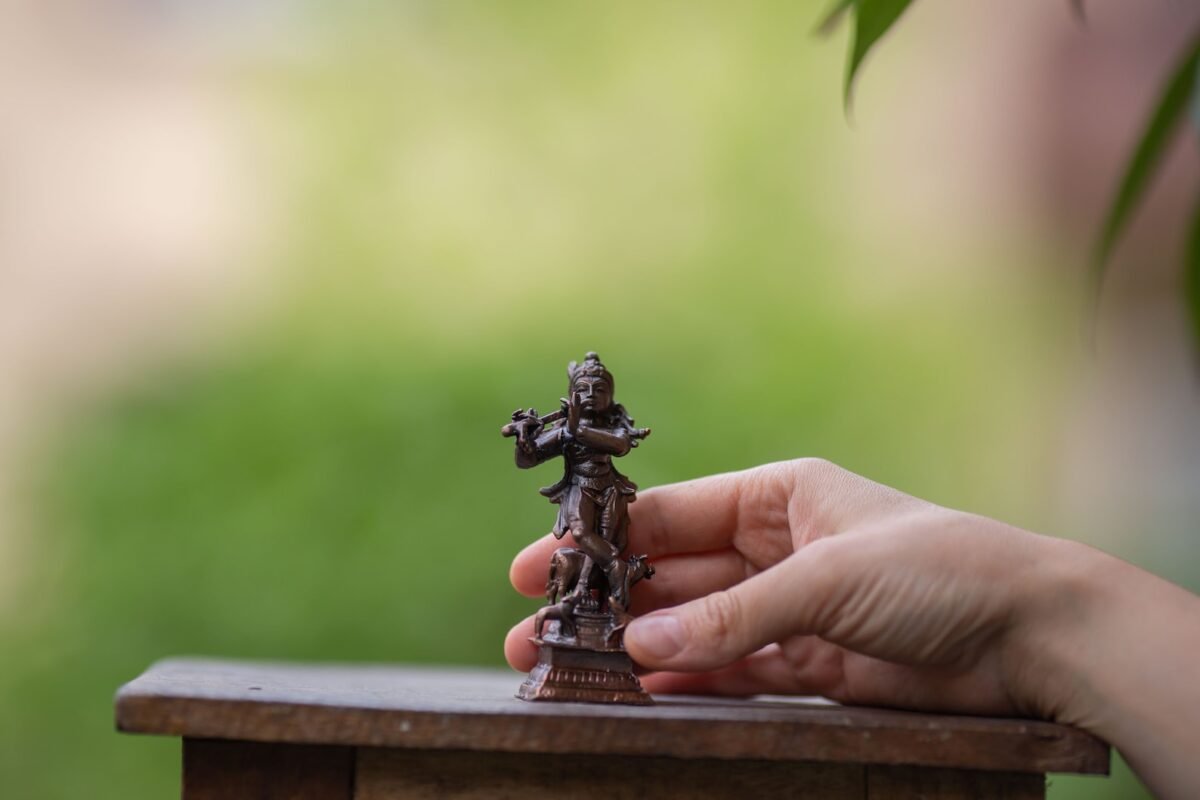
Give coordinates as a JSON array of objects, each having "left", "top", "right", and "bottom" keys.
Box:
[
  {"left": 1000, "top": 535, "right": 1114, "bottom": 725},
  {"left": 1008, "top": 537, "right": 1200, "bottom": 797}
]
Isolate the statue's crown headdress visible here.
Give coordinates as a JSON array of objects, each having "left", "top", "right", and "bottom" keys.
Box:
[{"left": 567, "top": 351, "right": 613, "bottom": 390}]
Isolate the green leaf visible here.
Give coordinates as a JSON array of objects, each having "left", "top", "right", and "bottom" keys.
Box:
[
  {"left": 845, "top": 0, "right": 914, "bottom": 107},
  {"left": 1189, "top": 68, "right": 1200, "bottom": 351},
  {"left": 1192, "top": 55, "right": 1200, "bottom": 134},
  {"left": 815, "top": 0, "right": 857, "bottom": 37},
  {"left": 1092, "top": 30, "right": 1200, "bottom": 289}
]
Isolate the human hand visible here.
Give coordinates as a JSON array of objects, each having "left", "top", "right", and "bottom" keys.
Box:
[
  {"left": 507, "top": 459, "right": 1075, "bottom": 719},
  {"left": 509, "top": 458, "right": 1200, "bottom": 798}
]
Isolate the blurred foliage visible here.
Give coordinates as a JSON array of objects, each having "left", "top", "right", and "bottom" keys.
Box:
[
  {"left": 842, "top": 0, "right": 914, "bottom": 107},
  {"left": 0, "top": 2, "right": 1151, "bottom": 798},
  {"left": 1190, "top": 192, "right": 1200, "bottom": 345},
  {"left": 1091, "top": 27, "right": 1200, "bottom": 335},
  {"left": 826, "top": 0, "right": 1200, "bottom": 344}
]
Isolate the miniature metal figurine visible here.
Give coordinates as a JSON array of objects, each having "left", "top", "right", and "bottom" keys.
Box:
[{"left": 502, "top": 353, "right": 655, "bottom": 704}]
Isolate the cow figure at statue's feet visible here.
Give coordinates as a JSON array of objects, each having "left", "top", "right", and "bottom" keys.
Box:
[{"left": 606, "top": 554, "right": 655, "bottom": 645}]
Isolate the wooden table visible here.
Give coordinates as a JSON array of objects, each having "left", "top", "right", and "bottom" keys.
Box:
[{"left": 116, "top": 658, "right": 1109, "bottom": 799}]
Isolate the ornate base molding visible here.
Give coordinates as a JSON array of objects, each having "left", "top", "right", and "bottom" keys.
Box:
[{"left": 517, "top": 639, "right": 652, "bottom": 706}]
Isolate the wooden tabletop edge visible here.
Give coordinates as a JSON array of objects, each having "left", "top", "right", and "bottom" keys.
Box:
[{"left": 111, "top": 690, "right": 1111, "bottom": 775}]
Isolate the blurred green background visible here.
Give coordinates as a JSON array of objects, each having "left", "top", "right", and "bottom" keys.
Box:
[{"left": 1, "top": 2, "right": 1196, "bottom": 797}]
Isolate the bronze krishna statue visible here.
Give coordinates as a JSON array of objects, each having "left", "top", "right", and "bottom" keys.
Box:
[{"left": 502, "top": 353, "right": 655, "bottom": 704}]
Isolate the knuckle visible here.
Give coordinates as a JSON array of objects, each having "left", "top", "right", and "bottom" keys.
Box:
[
  {"left": 787, "top": 457, "right": 839, "bottom": 484},
  {"left": 697, "top": 589, "right": 744, "bottom": 647},
  {"left": 781, "top": 458, "right": 854, "bottom": 544}
]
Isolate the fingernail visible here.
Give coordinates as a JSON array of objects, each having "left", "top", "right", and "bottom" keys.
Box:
[{"left": 627, "top": 614, "right": 685, "bottom": 661}]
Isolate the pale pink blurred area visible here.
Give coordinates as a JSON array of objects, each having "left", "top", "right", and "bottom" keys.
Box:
[{"left": 0, "top": 0, "right": 288, "bottom": 596}]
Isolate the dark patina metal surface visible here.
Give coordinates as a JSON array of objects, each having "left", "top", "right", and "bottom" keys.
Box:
[{"left": 502, "top": 353, "right": 655, "bottom": 704}]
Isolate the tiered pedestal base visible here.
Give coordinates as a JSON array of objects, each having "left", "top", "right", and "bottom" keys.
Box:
[{"left": 517, "top": 636, "right": 652, "bottom": 705}]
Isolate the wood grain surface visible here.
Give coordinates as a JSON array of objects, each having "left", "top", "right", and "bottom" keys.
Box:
[
  {"left": 183, "top": 740, "right": 353, "bottom": 800},
  {"left": 353, "top": 751, "right": 1051, "bottom": 800},
  {"left": 115, "top": 658, "right": 1109, "bottom": 776},
  {"left": 867, "top": 765, "right": 1045, "bottom": 799},
  {"left": 355, "top": 749, "right": 864, "bottom": 799}
]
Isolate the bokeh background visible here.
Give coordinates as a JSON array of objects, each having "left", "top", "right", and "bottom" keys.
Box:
[{"left": 1, "top": 1, "right": 1197, "bottom": 797}]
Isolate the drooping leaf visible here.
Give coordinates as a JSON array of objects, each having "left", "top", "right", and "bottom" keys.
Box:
[
  {"left": 815, "top": 0, "right": 857, "bottom": 37},
  {"left": 1192, "top": 55, "right": 1200, "bottom": 134},
  {"left": 845, "top": 0, "right": 914, "bottom": 107},
  {"left": 1069, "top": 0, "right": 1086, "bottom": 25},
  {"left": 1189, "top": 66, "right": 1200, "bottom": 351},
  {"left": 1092, "top": 29, "right": 1200, "bottom": 290}
]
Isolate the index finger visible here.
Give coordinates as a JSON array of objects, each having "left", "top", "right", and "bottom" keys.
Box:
[
  {"left": 628, "top": 461, "right": 805, "bottom": 557},
  {"left": 508, "top": 466, "right": 797, "bottom": 595},
  {"left": 629, "top": 457, "right": 927, "bottom": 557}
]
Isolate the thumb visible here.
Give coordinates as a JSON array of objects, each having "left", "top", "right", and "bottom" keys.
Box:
[{"left": 625, "top": 542, "right": 839, "bottom": 672}]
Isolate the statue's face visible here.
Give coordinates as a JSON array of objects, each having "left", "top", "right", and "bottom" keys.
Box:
[{"left": 573, "top": 376, "right": 612, "bottom": 414}]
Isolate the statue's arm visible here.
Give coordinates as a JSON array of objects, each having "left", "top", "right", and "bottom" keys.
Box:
[
  {"left": 573, "top": 424, "right": 632, "bottom": 456},
  {"left": 515, "top": 426, "right": 564, "bottom": 468}
]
